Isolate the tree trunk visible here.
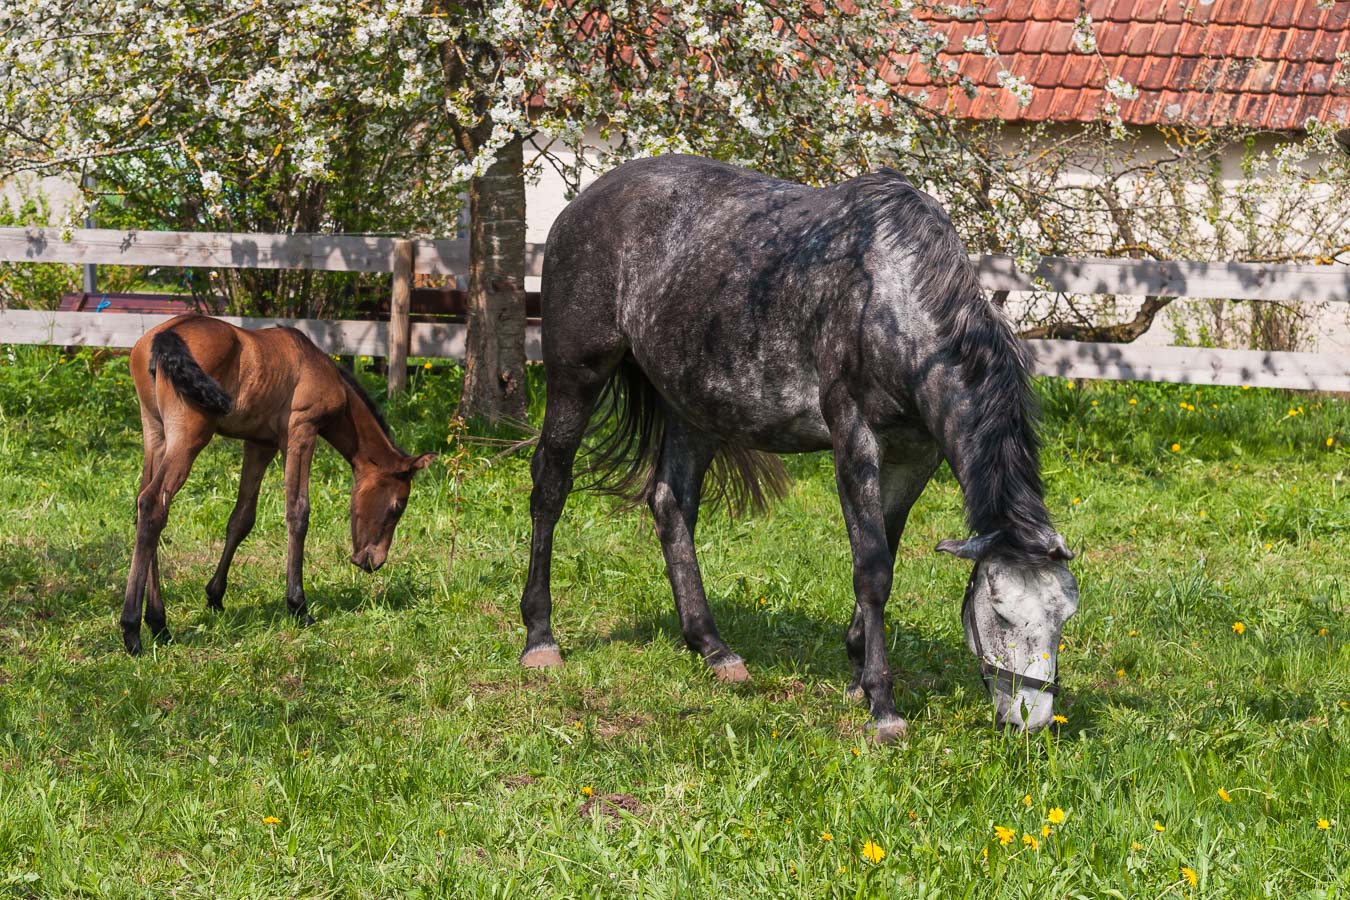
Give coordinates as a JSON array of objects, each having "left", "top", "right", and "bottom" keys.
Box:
[{"left": 457, "top": 136, "right": 528, "bottom": 426}]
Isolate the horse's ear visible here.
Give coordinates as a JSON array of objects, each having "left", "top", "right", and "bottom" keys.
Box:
[
  {"left": 1047, "top": 533, "right": 1074, "bottom": 561},
  {"left": 936, "top": 532, "right": 1001, "bottom": 561},
  {"left": 410, "top": 452, "right": 437, "bottom": 472}
]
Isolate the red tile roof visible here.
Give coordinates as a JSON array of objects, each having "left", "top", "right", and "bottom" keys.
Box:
[{"left": 899, "top": 0, "right": 1350, "bottom": 131}]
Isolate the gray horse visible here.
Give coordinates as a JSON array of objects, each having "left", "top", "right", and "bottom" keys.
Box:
[{"left": 517, "top": 155, "right": 1077, "bottom": 738}]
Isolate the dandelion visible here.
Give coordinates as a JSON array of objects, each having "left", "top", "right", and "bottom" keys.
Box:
[
  {"left": 1023, "top": 833, "right": 1039, "bottom": 850},
  {"left": 771, "top": 729, "right": 779, "bottom": 738},
  {"left": 1317, "top": 628, "right": 1328, "bottom": 636},
  {"left": 1218, "top": 788, "right": 1231, "bottom": 802},
  {"left": 1232, "top": 622, "right": 1245, "bottom": 635},
  {"left": 1129, "top": 397, "right": 1138, "bottom": 405},
  {"left": 1072, "top": 497, "right": 1081, "bottom": 505},
  {"left": 1117, "top": 668, "right": 1126, "bottom": 677},
  {"left": 437, "top": 829, "right": 445, "bottom": 837},
  {"left": 1131, "top": 841, "right": 1143, "bottom": 851},
  {"left": 1047, "top": 807, "right": 1065, "bottom": 825},
  {"left": 1053, "top": 714, "right": 1067, "bottom": 724},
  {"left": 1328, "top": 437, "right": 1335, "bottom": 447},
  {"left": 1066, "top": 380, "right": 1075, "bottom": 389},
  {"left": 581, "top": 785, "right": 593, "bottom": 797},
  {"left": 820, "top": 831, "right": 834, "bottom": 842},
  {"left": 1041, "top": 824, "right": 1051, "bottom": 838},
  {"left": 263, "top": 816, "right": 280, "bottom": 826},
  {"left": 1091, "top": 400, "right": 1099, "bottom": 407},
  {"left": 1318, "top": 818, "right": 1331, "bottom": 830},
  {"left": 862, "top": 840, "right": 886, "bottom": 863},
  {"left": 994, "top": 825, "right": 1016, "bottom": 845},
  {"left": 1182, "top": 866, "right": 1198, "bottom": 887},
  {"left": 1129, "top": 629, "right": 1139, "bottom": 636},
  {"left": 1170, "top": 443, "right": 1181, "bottom": 453},
  {"left": 851, "top": 747, "right": 860, "bottom": 757},
  {"left": 1022, "top": 794, "right": 1032, "bottom": 807},
  {"left": 1264, "top": 542, "right": 1273, "bottom": 551},
  {"left": 1153, "top": 822, "right": 1166, "bottom": 832},
  {"left": 423, "top": 361, "right": 433, "bottom": 370}
]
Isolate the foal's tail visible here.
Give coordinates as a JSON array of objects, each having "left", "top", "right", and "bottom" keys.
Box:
[
  {"left": 148, "top": 330, "right": 233, "bottom": 415},
  {"left": 580, "top": 358, "right": 788, "bottom": 516}
]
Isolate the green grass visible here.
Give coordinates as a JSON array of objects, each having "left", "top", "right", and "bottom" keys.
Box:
[{"left": 0, "top": 345, "right": 1346, "bottom": 898}]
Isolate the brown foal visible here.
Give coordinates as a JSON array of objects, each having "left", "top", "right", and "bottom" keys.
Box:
[{"left": 121, "top": 314, "right": 435, "bottom": 655}]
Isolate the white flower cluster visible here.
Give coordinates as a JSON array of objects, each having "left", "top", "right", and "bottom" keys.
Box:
[
  {"left": 1105, "top": 77, "right": 1140, "bottom": 101},
  {"left": 1072, "top": 14, "right": 1098, "bottom": 54},
  {"left": 998, "top": 69, "right": 1034, "bottom": 107}
]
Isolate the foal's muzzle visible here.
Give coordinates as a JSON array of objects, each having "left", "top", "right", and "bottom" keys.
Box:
[{"left": 350, "top": 551, "right": 383, "bottom": 573}]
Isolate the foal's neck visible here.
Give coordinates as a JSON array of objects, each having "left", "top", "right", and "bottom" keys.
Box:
[{"left": 322, "top": 384, "right": 402, "bottom": 472}]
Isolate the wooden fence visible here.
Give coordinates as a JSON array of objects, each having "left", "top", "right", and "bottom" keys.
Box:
[{"left": 2, "top": 227, "right": 1348, "bottom": 393}]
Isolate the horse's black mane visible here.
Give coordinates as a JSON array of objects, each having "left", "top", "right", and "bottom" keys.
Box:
[
  {"left": 857, "top": 171, "right": 1056, "bottom": 561},
  {"left": 335, "top": 362, "right": 396, "bottom": 443}
]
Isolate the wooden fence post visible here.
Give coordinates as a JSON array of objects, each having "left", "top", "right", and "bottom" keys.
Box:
[{"left": 388, "top": 238, "right": 414, "bottom": 396}]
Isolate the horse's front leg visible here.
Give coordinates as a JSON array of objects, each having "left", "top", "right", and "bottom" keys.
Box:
[
  {"left": 206, "top": 441, "right": 277, "bottom": 610},
  {"left": 648, "top": 422, "right": 747, "bottom": 682},
  {"left": 827, "top": 400, "right": 906, "bottom": 741},
  {"left": 844, "top": 454, "right": 942, "bottom": 702},
  {"left": 281, "top": 427, "right": 316, "bottom": 625}
]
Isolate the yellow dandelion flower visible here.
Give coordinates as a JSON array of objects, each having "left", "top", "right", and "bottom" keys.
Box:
[
  {"left": 1091, "top": 400, "right": 1099, "bottom": 407},
  {"left": 263, "top": 816, "right": 280, "bottom": 826},
  {"left": 1198, "top": 510, "right": 1206, "bottom": 517},
  {"left": 1128, "top": 397, "right": 1138, "bottom": 405},
  {"left": 1059, "top": 642, "right": 1066, "bottom": 651},
  {"left": 1171, "top": 443, "right": 1181, "bottom": 452},
  {"left": 1072, "top": 497, "right": 1081, "bottom": 505},
  {"left": 1232, "top": 622, "right": 1245, "bottom": 635},
  {"left": 423, "top": 361, "right": 433, "bottom": 370},
  {"left": 1318, "top": 818, "right": 1331, "bottom": 830},
  {"left": 1066, "top": 380, "right": 1075, "bottom": 389},
  {"left": 1328, "top": 437, "right": 1335, "bottom": 447},
  {"left": 851, "top": 747, "right": 860, "bottom": 757},
  {"left": 820, "top": 831, "right": 833, "bottom": 842},
  {"left": 1022, "top": 794, "right": 1032, "bottom": 807},
  {"left": 1023, "top": 833, "right": 1039, "bottom": 850},
  {"left": 994, "top": 825, "right": 1015, "bottom": 846},
  {"left": 1317, "top": 628, "right": 1328, "bottom": 636},
  {"left": 1182, "top": 866, "right": 1198, "bottom": 887},
  {"left": 1264, "top": 542, "right": 1273, "bottom": 551},
  {"left": 1117, "top": 668, "right": 1126, "bottom": 677},
  {"left": 1218, "top": 788, "right": 1232, "bottom": 802},
  {"left": 1053, "top": 714, "right": 1067, "bottom": 724},
  {"left": 1047, "top": 807, "right": 1065, "bottom": 825},
  {"left": 1153, "top": 822, "right": 1166, "bottom": 832},
  {"left": 1041, "top": 824, "right": 1051, "bottom": 838},
  {"left": 862, "top": 841, "right": 886, "bottom": 864},
  {"left": 1131, "top": 841, "right": 1143, "bottom": 851},
  {"left": 581, "top": 786, "right": 593, "bottom": 797},
  {"left": 771, "top": 729, "right": 778, "bottom": 738},
  {"left": 1242, "top": 384, "right": 1250, "bottom": 390},
  {"left": 437, "top": 829, "right": 445, "bottom": 837},
  {"left": 1129, "top": 629, "right": 1139, "bottom": 636}
]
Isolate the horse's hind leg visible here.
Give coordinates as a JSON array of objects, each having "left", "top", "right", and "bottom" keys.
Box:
[
  {"left": 206, "top": 441, "right": 277, "bottom": 611},
  {"left": 121, "top": 432, "right": 209, "bottom": 655},
  {"left": 648, "top": 419, "right": 748, "bottom": 682},
  {"left": 519, "top": 367, "right": 613, "bottom": 669},
  {"left": 844, "top": 454, "right": 941, "bottom": 702}
]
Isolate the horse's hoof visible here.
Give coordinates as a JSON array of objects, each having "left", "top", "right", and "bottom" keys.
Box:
[
  {"left": 845, "top": 683, "right": 866, "bottom": 704},
  {"left": 152, "top": 628, "right": 173, "bottom": 646},
  {"left": 867, "top": 718, "right": 909, "bottom": 744},
  {"left": 123, "top": 633, "right": 143, "bottom": 656},
  {"left": 206, "top": 597, "right": 224, "bottom": 612},
  {"left": 711, "top": 659, "right": 751, "bottom": 684},
  {"left": 521, "top": 645, "right": 564, "bottom": 669},
  {"left": 300, "top": 614, "right": 315, "bottom": 627}
]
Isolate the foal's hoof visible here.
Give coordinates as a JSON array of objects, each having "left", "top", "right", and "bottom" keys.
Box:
[
  {"left": 123, "top": 634, "right": 143, "bottom": 657},
  {"left": 520, "top": 645, "right": 564, "bottom": 669},
  {"left": 845, "top": 682, "right": 866, "bottom": 704},
  {"left": 866, "top": 717, "right": 909, "bottom": 744},
  {"left": 710, "top": 659, "right": 751, "bottom": 684},
  {"left": 151, "top": 628, "right": 173, "bottom": 646}
]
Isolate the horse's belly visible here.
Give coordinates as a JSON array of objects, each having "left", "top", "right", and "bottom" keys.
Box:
[{"left": 653, "top": 369, "right": 832, "bottom": 453}]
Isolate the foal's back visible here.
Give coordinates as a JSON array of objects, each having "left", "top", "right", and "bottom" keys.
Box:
[{"left": 131, "top": 315, "right": 347, "bottom": 446}]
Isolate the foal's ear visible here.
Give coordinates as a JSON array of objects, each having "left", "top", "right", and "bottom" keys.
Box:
[
  {"left": 935, "top": 532, "right": 1001, "bottom": 561},
  {"left": 403, "top": 453, "right": 437, "bottom": 476}
]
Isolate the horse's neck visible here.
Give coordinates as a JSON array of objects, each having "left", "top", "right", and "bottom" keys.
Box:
[
  {"left": 927, "top": 372, "right": 1051, "bottom": 541},
  {"left": 323, "top": 387, "right": 400, "bottom": 470}
]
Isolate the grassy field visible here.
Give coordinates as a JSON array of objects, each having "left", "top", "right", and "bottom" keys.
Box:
[{"left": 0, "top": 344, "right": 1346, "bottom": 898}]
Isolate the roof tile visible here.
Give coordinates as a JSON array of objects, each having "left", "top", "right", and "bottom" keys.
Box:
[{"left": 903, "top": 0, "right": 1349, "bottom": 131}]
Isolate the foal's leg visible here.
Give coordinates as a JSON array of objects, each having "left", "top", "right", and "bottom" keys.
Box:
[
  {"left": 121, "top": 436, "right": 208, "bottom": 655},
  {"left": 519, "top": 370, "right": 611, "bottom": 669},
  {"left": 281, "top": 426, "right": 317, "bottom": 625},
  {"left": 827, "top": 397, "right": 907, "bottom": 741},
  {"left": 205, "top": 441, "right": 277, "bottom": 610},
  {"left": 844, "top": 454, "right": 941, "bottom": 702},
  {"left": 648, "top": 419, "right": 748, "bottom": 682}
]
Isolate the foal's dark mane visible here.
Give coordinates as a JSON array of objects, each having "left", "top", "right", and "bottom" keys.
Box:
[
  {"left": 334, "top": 362, "right": 398, "bottom": 445},
  {"left": 858, "top": 171, "right": 1055, "bottom": 560}
]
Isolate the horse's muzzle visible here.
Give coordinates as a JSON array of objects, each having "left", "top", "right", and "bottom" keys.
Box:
[{"left": 350, "top": 551, "right": 383, "bottom": 573}]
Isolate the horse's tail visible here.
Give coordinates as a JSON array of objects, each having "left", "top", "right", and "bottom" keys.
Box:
[
  {"left": 579, "top": 358, "right": 788, "bottom": 516},
  {"left": 148, "top": 329, "right": 233, "bottom": 415}
]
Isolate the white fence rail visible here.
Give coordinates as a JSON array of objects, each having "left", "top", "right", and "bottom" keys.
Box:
[{"left": 2, "top": 227, "right": 1347, "bottom": 392}]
